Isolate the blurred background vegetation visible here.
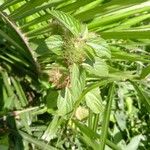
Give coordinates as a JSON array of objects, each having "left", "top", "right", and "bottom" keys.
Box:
[{"left": 0, "top": 0, "right": 150, "bottom": 149}]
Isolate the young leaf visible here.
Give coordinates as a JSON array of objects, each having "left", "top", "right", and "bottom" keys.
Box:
[
  {"left": 70, "top": 64, "right": 86, "bottom": 101},
  {"left": 49, "top": 10, "right": 81, "bottom": 36}
]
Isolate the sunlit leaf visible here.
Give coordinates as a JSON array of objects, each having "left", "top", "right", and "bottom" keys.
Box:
[{"left": 85, "top": 88, "right": 104, "bottom": 114}]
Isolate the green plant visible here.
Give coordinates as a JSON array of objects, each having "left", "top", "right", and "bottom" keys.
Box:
[{"left": 0, "top": 0, "right": 150, "bottom": 149}]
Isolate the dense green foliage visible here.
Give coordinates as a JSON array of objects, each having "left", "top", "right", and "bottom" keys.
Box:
[{"left": 0, "top": 0, "right": 150, "bottom": 149}]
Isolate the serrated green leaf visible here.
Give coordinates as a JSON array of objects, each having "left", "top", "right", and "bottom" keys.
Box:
[
  {"left": 49, "top": 10, "right": 81, "bottom": 36},
  {"left": 42, "top": 116, "right": 62, "bottom": 142},
  {"left": 83, "top": 57, "right": 109, "bottom": 77},
  {"left": 85, "top": 88, "right": 104, "bottom": 114},
  {"left": 57, "top": 88, "right": 73, "bottom": 116},
  {"left": 86, "top": 37, "right": 111, "bottom": 58},
  {"left": 70, "top": 64, "right": 86, "bottom": 101}
]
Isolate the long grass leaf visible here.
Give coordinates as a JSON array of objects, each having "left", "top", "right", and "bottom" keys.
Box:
[
  {"left": 19, "top": 130, "right": 57, "bottom": 150},
  {"left": 130, "top": 81, "right": 150, "bottom": 113},
  {"left": 100, "top": 83, "right": 115, "bottom": 150},
  {"left": 100, "top": 30, "right": 150, "bottom": 39},
  {"left": 73, "top": 119, "right": 121, "bottom": 150}
]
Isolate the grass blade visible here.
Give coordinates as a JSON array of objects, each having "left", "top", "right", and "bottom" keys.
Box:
[
  {"left": 19, "top": 130, "right": 57, "bottom": 150},
  {"left": 100, "top": 83, "right": 115, "bottom": 150},
  {"left": 130, "top": 81, "right": 150, "bottom": 113}
]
